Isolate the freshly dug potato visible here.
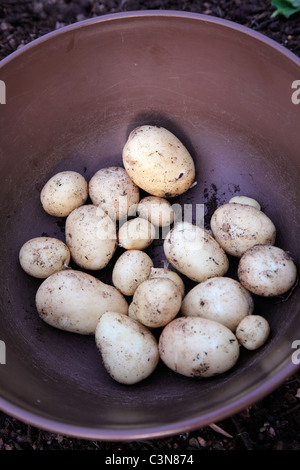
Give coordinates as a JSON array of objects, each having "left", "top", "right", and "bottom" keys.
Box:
[
  {"left": 89, "top": 166, "right": 140, "bottom": 221},
  {"left": 112, "top": 250, "right": 153, "bottom": 296},
  {"left": 19, "top": 237, "right": 70, "bottom": 279},
  {"left": 137, "top": 196, "right": 175, "bottom": 227},
  {"left": 210, "top": 203, "right": 276, "bottom": 257},
  {"left": 65, "top": 204, "right": 117, "bottom": 270},
  {"left": 118, "top": 217, "right": 156, "bottom": 250},
  {"left": 163, "top": 222, "right": 229, "bottom": 283},
  {"left": 236, "top": 315, "right": 270, "bottom": 350},
  {"left": 228, "top": 196, "right": 261, "bottom": 210},
  {"left": 41, "top": 171, "right": 88, "bottom": 217},
  {"left": 95, "top": 311, "right": 159, "bottom": 384},
  {"left": 122, "top": 125, "right": 195, "bottom": 198},
  {"left": 149, "top": 267, "right": 185, "bottom": 298},
  {"left": 35, "top": 269, "right": 128, "bottom": 334},
  {"left": 159, "top": 317, "right": 240, "bottom": 378},
  {"left": 181, "top": 277, "right": 254, "bottom": 331},
  {"left": 131, "top": 278, "right": 182, "bottom": 328},
  {"left": 238, "top": 245, "right": 297, "bottom": 296}
]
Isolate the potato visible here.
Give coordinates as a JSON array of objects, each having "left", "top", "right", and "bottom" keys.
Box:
[
  {"left": 95, "top": 311, "right": 159, "bottom": 384},
  {"left": 88, "top": 166, "right": 140, "bottom": 221},
  {"left": 118, "top": 217, "right": 156, "bottom": 250},
  {"left": 19, "top": 237, "right": 70, "bottom": 279},
  {"left": 65, "top": 204, "right": 117, "bottom": 270},
  {"left": 181, "top": 277, "right": 254, "bottom": 331},
  {"left": 210, "top": 203, "right": 276, "bottom": 257},
  {"left": 163, "top": 222, "right": 229, "bottom": 283},
  {"left": 122, "top": 125, "right": 195, "bottom": 198},
  {"left": 131, "top": 278, "right": 182, "bottom": 328},
  {"left": 236, "top": 315, "right": 270, "bottom": 350},
  {"left": 41, "top": 171, "right": 88, "bottom": 217},
  {"left": 137, "top": 196, "right": 175, "bottom": 227},
  {"left": 35, "top": 269, "right": 128, "bottom": 334},
  {"left": 238, "top": 245, "right": 297, "bottom": 296},
  {"left": 149, "top": 267, "right": 185, "bottom": 298},
  {"left": 159, "top": 317, "right": 240, "bottom": 378},
  {"left": 228, "top": 196, "right": 261, "bottom": 210},
  {"left": 112, "top": 250, "right": 153, "bottom": 296}
]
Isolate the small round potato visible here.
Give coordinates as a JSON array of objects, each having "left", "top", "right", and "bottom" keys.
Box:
[
  {"left": 131, "top": 278, "right": 182, "bottom": 328},
  {"left": 118, "top": 217, "right": 156, "bottom": 250},
  {"left": 228, "top": 196, "right": 261, "bottom": 210},
  {"left": 122, "top": 125, "right": 196, "bottom": 198},
  {"left": 210, "top": 203, "right": 276, "bottom": 257},
  {"left": 236, "top": 315, "right": 270, "bottom": 350},
  {"left": 137, "top": 196, "right": 175, "bottom": 227},
  {"left": 149, "top": 267, "right": 185, "bottom": 298},
  {"left": 89, "top": 166, "right": 140, "bottom": 221},
  {"left": 35, "top": 269, "right": 128, "bottom": 334},
  {"left": 159, "top": 317, "right": 240, "bottom": 378},
  {"left": 163, "top": 222, "right": 229, "bottom": 283},
  {"left": 19, "top": 237, "right": 70, "bottom": 278},
  {"left": 112, "top": 250, "right": 154, "bottom": 296},
  {"left": 238, "top": 245, "right": 297, "bottom": 296},
  {"left": 65, "top": 204, "right": 117, "bottom": 270},
  {"left": 41, "top": 171, "right": 88, "bottom": 217},
  {"left": 95, "top": 311, "right": 159, "bottom": 384},
  {"left": 181, "top": 277, "right": 254, "bottom": 331}
]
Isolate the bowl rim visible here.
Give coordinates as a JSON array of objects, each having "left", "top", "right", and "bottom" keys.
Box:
[{"left": 0, "top": 10, "right": 299, "bottom": 441}]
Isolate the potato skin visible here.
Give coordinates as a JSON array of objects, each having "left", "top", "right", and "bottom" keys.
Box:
[
  {"left": 210, "top": 203, "right": 276, "bottom": 257},
  {"left": 122, "top": 125, "right": 195, "bottom": 198},
  {"left": 235, "top": 315, "right": 270, "bottom": 350},
  {"left": 95, "top": 312, "right": 159, "bottom": 384},
  {"left": 149, "top": 267, "right": 185, "bottom": 298},
  {"left": 41, "top": 171, "right": 88, "bottom": 217},
  {"left": 89, "top": 166, "right": 140, "bottom": 221},
  {"left": 238, "top": 245, "right": 297, "bottom": 296},
  {"left": 65, "top": 204, "right": 117, "bottom": 270},
  {"left": 163, "top": 222, "right": 229, "bottom": 283},
  {"left": 19, "top": 237, "right": 70, "bottom": 278},
  {"left": 35, "top": 269, "right": 128, "bottom": 334},
  {"left": 118, "top": 217, "right": 156, "bottom": 250},
  {"left": 112, "top": 250, "right": 153, "bottom": 296},
  {"left": 181, "top": 277, "right": 254, "bottom": 331},
  {"left": 159, "top": 317, "right": 240, "bottom": 378},
  {"left": 137, "top": 196, "right": 175, "bottom": 227}
]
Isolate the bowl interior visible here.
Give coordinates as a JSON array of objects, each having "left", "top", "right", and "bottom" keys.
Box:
[{"left": 0, "top": 12, "right": 299, "bottom": 440}]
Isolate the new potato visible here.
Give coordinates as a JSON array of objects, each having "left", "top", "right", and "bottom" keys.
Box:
[
  {"left": 149, "top": 267, "right": 185, "bottom": 298},
  {"left": 112, "top": 250, "right": 153, "bottom": 296},
  {"left": 122, "top": 125, "right": 195, "bottom": 198},
  {"left": 19, "top": 236, "right": 70, "bottom": 278},
  {"left": 164, "top": 222, "right": 229, "bottom": 283},
  {"left": 181, "top": 277, "right": 254, "bottom": 331},
  {"left": 235, "top": 315, "right": 270, "bottom": 350},
  {"left": 137, "top": 196, "right": 175, "bottom": 227},
  {"left": 95, "top": 311, "right": 159, "bottom": 384},
  {"left": 35, "top": 269, "right": 128, "bottom": 334},
  {"left": 159, "top": 317, "right": 240, "bottom": 378},
  {"left": 118, "top": 217, "right": 156, "bottom": 250}
]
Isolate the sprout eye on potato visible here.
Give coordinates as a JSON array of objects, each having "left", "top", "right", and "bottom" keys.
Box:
[
  {"left": 41, "top": 171, "right": 88, "bottom": 217},
  {"left": 19, "top": 237, "right": 70, "bottom": 279},
  {"left": 210, "top": 203, "right": 276, "bottom": 257},
  {"left": 88, "top": 166, "right": 140, "bottom": 221},
  {"left": 122, "top": 125, "right": 196, "bottom": 198}
]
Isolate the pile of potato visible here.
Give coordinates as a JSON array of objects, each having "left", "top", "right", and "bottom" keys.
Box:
[{"left": 19, "top": 125, "right": 297, "bottom": 385}]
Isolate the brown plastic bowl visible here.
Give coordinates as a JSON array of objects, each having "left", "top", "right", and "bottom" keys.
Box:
[{"left": 0, "top": 11, "right": 299, "bottom": 441}]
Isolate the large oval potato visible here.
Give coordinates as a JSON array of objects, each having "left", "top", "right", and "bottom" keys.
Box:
[
  {"left": 35, "top": 269, "right": 128, "bottom": 334},
  {"left": 181, "top": 277, "right": 254, "bottom": 331},
  {"left": 89, "top": 166, "right": 140, "bottom": 221},
  {"left": 210, "top": 203, "right": 276, "bottom": 257},
  {"left": 131, "top": 278, "right": 182, "bottom": 328},
  {"left": 19, "top": 236, "right": 70, "bottom": 278},
  {"left": 163, "top": 222, "right": 229, "bottom": 282},
  {"left": 238, "top": 245, "right": 297, "bottom": 296},
  {"left": 95, "top": 312, "right": 159, "bottom": 384},
  {"left": 65, "top": 204, "right": 117, "bottom": 270},
  {"left": 41, "top": 171, "right": 88, "bottom": 217},
  {"left": 159, "top": 317, "right": 240, "bottom": 378},
  {"left": 122, "top": 125, "right": 195, "bottom": 197},
  {"left": 112, "top": 250, "right": 153, "bottom": 296}
]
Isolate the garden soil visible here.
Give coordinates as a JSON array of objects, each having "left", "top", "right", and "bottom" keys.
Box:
[{"left": 0, "top": 0, "right": 299, "bottom": 452}]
